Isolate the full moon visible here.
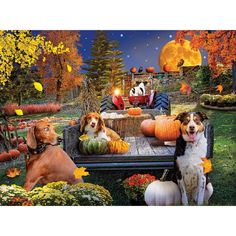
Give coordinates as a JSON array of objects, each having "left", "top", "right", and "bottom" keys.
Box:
[{"left": 159, "top": 40, "right": 202, "bottom": 72}]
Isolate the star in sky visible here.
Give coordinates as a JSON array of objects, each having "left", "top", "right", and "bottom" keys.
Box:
[
  {"left": 169, "top": 34, "right": 173, "bottom": 38},
  {"left": 120, "top": 33, "right": 124, "bottom": 37},
  {"left": 155, "top": 47, "right": 159, "bottom": 50},
  {"left": 146, "top": 43, "right": 149, "bottom": 47},
  {"left": 127, "top": 54, "right": 130, "bottom": 58},
  {"left": 145, "top": 59, "right": 148, "bottom": 62},
  {"left": 133, "top": 46, "right": 137, "bottom": 50}
]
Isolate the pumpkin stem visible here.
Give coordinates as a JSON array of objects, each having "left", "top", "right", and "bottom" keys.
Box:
[{"left": 160, "top": 169, "right": 169, "bottom": 181}]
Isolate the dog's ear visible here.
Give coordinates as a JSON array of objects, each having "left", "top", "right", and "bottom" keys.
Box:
[
  {"left": 80, "top": 115, "right": 87, "bottom": 133},
  {"left": 26, "top": 126, "right": 37, "bottom": 149},
  {"left": 174, "top": 112, "right": 188, "bottom": 123},
  {"left": 136, "top": 81, "right": 141, "bottom": 86},
  {"left": 143, "top": 81, "right": 148, "bottom": 86},
  {"left": 196, "top": 111, "right": 208, "bottom": 121},
  {"left": 97, "top": 116, "right": 105, "bottom": 132}
]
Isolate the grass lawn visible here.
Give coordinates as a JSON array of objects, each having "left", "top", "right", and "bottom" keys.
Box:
[{"left": 0, "top": 104, "right": 235, "bottom": 205}]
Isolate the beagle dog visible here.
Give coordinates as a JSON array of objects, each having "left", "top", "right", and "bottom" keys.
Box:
[
  {"left": 174, "top": 112, "right": 213, "bottom": 205},
  {"left": 80, "top": 112, "right": 120, "bottom": 141}
]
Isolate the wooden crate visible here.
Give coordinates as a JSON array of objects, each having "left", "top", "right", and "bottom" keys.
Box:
[{"left": 103, "top": 113, "right": 151, "bottom": 138}]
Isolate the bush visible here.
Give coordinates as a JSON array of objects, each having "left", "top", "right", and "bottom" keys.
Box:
[
  {"left": 68, "top": 183, "right": 113, "bottom": 206},
  {"left": 122, "top": 174, "right": 156, "bottom": 201},
  {"left": 3, "top": 103, "right": 61, "bottom": 115},
  {"left": 200, "top": 93, "right": 236, "bottom": 107},
  {"left": 0, "top": 185, "right": 32, "bottom": 206},
  {"left": 29, "top": 185, "right": 79, "bottom": 206},
  {"left": 200, "top": 94, "right": 211, "bottom": 104},
  {"left": 196, "top": 65, "right": 212, "bottom": 87}
]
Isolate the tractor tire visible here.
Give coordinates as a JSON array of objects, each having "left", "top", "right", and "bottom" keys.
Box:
[
  {"left": 153, "top": 92, "right": 171, "bottom": 115},
  {"left": 100, "top": 95, "right": 117, "bottom": 113}
]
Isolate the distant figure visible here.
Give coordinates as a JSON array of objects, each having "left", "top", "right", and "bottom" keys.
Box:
[
  {"left": 177, "top": 59, "right": 185, "bottom": 68},
  {"left": 138, "top": 66, "right": 143, "bottom": 73}
]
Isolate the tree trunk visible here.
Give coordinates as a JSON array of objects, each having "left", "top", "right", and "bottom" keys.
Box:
[
  {"left": 18, "top": 93, "right": 22, "bottom": 106},
  {"left": 232, "top": 60, "right": 236, "bottom": 94},
  {"left": 56, "top": 79, "right": 62, "bottom": 102}
]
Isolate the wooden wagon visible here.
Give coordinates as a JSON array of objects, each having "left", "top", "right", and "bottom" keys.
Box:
[{"left": 63, "top": 111, "right": 214, "bottom": 172}]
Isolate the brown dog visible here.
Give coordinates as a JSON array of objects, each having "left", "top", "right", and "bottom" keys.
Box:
[
  {"left": 80, "top": 112, "right": 120, "bottom": 141},
  {"left": 24, "top": 119, "right": 83, "bottom": 191}
]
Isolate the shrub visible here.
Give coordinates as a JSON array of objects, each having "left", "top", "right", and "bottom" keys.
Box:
[
  {"left": 200, "top": 94, "right": 211, "bottom": 104},
  {"left": 223, "top": 94, "right": 236, "bottom": 106},
  {"left": 122, "top": 174, "right": 156, "bottom": 201},
  {"left": 3, "top": 103, "right": 61, "bottom": 115},
  {"left": 68, "top": 183, "right": 113, "bottom": 206},
  {"left": 0, "top": 185, "right": 32, "bottom": 206},
  {"left": 29, "top": 186, "right": 79, "bottom": 206},
  {"left": 196, "top": 65, "right": 212, "bottom": 87}
]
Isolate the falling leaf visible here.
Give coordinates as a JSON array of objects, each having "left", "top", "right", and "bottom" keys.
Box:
[
  {"left": 6, "top": 168, "right": 21, "bottom": 178},
  {"left": 216, "top": 84, "right": 223, "bottom": 93},
  {"left": 67, "top": 64, "right": 72, "bottom": 72},
  {"left": 179, "top": 82, "right": 192, "bottom": 95},
  {"left": 15, "top": 109, "right": 23, "bottom": 116},
  {"left": 73, "top": 167, "right": 89, "bottom": 179},
  {"left": 34, "top": 82, "right": 43, "bottom": 92},
  {"left": 42, "top": 57, "right": 46, "bottom": 62},
  {"left": 199, "top": 158, "right": 213, "bottom": 174},
  {"left": 79, "top": 134, "right": 89, "bottom": 141}
]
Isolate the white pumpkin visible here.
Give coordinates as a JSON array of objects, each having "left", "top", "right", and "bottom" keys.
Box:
[{"left": 144, "top": 180, "right": 181, "bottom": 206}]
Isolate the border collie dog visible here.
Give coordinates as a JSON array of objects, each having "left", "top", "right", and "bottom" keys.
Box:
[
  {"left": 174, "top": 112, "right": 213, "bottom": 205},
  {"left": 129, "top": 81, "right": 147, "bottom": 96}
]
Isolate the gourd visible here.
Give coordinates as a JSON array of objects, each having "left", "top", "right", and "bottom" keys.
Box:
[
  {"left": 146, "top": 67, "right": 155, "bottom": 73},
  {"left": 144, "top": 170, "right": 181, "bottom": 206},
  {"left": 155, "top": 115, "right": 181, "bottom": 141},
  {"left": 108, "top": 140, "right": 129, "bottom": 154},
  {"left": 163, "top": 63, "right": 171, "bottom": 72},
  {"left": 79, "top": 139, "right": 108, "bottom": 155},
  {"left": 128, "top": 107, "right": 142, "bottom": 116},
  {"left": 140, "top": 119, "right": 156, "bottom": 137},
  {"left": 130, "top": 67, "right": 137, "bottom": 73},
  {"left": 144, "top": 180, "right": 181, "bottom": 206}
]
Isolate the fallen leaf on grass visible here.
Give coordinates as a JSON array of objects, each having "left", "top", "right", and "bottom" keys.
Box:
[
  {"left": 34, "top": 82, "right": 43, "bottom": 92},
  {"left": 6, "top": 168, "right": 21, "bottom": 178},
  {"left": 179, "top": 82, "right": 192, "bottom": 95},
  {"left": 15, "top": 109, "right": 23, "bottom": 116},
  {"left": 216, "top": 84, "right": 223, "bottom": 93},
  {"left": 73, "top": 167, "right": 89, "bottom": 179},
  {"left": 199, "top": 158, "right": 213, "bottom": 174}
]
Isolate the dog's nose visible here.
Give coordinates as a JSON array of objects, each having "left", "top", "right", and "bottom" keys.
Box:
[
  {"left": 91, "top": 122, "right": 96, "bottom": 126},
  {"left": 189, "top": 126, "right": 195, "bottom": 130},
  {"left": 57, "top": 137, "right": 63, "bottom": 143}
]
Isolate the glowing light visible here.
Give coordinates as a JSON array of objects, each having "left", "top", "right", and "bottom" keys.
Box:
[
  {"left": 120, "top": 34, "right": 124, "bottom": 37},
  {"left": 114, "top": 88, "right": 121, "bottom": 96},
  {"left": 169, "top": 34, "right": 173, "bottom": 38}
]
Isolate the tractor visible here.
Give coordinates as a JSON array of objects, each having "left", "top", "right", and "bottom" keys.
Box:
[{"left": 100, "top": 67, "right": 171, "bottom": 115}]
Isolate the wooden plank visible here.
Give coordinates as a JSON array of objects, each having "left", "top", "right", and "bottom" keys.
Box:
[
  {"left": 123, "top": 136, "right": 138, "bottom": 156},
  {"left": 146, "top": 137, "right": 173, "bottom": 156},
  {"left": 135, "top": 136, "right": 155, "bottom": 156}
]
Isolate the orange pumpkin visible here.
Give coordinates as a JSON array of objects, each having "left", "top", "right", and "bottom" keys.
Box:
[
  {"left": 9, "top": 149, "right": 21, "bottom": 158},
  {"left": 0, "top": 152, "right": 12, "bottom": 162},
  {"left": 130, "top": 67, "right": 137, "bottom": 73},
  {"left": 146, "top": 67, "right": 155, "bottom": 73},
  {"left": 128, "top": 107, "right": 142, "bottom": 116},
  {"left": 163, "top": 63, "right": 171, "bottom": 72},
  {"left": 140, "top": 119, "right": 156, "bottom": 137},
  {"left": 155, "top": 115, "right": 181, "bottom": 141}
]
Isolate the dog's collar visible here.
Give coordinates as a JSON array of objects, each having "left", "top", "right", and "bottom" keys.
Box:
[{"left": 27, "top": 138, "right": 63, "bottom": 155}]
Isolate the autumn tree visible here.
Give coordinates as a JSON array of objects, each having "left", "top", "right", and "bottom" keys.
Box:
[
  {"left": 176, "top": 30, "right": 236, "bottom": 92},
  {"left": 38, "top": 31, "right": 83, "bottom": 102}
]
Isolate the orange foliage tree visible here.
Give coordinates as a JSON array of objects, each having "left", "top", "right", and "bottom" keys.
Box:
[
  {"left": 38, "top": 31, "right": 83, "bottom": 102},
  {"left": 176, "top": 30, "right": 236, "bottom": 92}
]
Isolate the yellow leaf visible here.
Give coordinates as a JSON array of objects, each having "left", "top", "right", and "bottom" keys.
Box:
[
  {"left": 15, "top": 109, "right": 23, "bottom": 116},
  {"left": 34, "top": 82, "right": 43, "bottom": 92},
  {"left": 67, "top": 64, "right": 72, "bottom": 72},
  {"left": 216, "top": 84, "right": 223, "bottom": 93},
  {"left": 73, "top": 167, "right": 89, "bottom": 179},
  {"left": 42, "top": 57, "right": 46, "bottom": 62},
  {"left": 79, "top": 134, "right": 89, "bottom": 141},
  {"left": 199, "top": 158, "right": 213, "bottom": 174},
  {"left": 6, "top": 168, "right": 21, "bottom": 178}
]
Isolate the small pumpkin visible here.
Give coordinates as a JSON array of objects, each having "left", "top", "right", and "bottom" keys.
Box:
[
  {"left": 130, "top": 67, "right": 137, "bottom": 73},
  {"left": 0, "top": 152, "right": 12, "bottom": 162},
  {"left": 108, "top": 140, "right": 129, "bottom": 154},
  {"left": 163, "top": 63, "right": 171, "bottom": 72},
  {"left": 140, "top": 119, "right": 156, "bottom": 137},
  {"left": 146, "top": 67, "right": 155, "bottom": 73},
  {"left": 128, "top": 107, "right": 142, "bottom": 116},
  {"left": 68, "top": 119, "right": 77, "bottom": 126},
  {"left": 79, "top": 138, "right": 108, "bottom": 155},
  {"left": 144, "top": 180, "right": 181, "bottom": 206},
  {"left": 155, "top": 115, "right": 181, "bottom": 141},
  {"left": 18, "top": 143, "right": 28, "bottom": 153},
  {"left": 9, "top": 149, "right": 21, "bottom": 158}
]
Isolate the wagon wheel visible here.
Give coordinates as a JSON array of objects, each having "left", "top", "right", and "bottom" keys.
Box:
[
  {"left": 153, "top": 93, "right": 171, "bottom": 115},
  {"left": 100, "top": 95, "right": 118, "bottom": 113}
]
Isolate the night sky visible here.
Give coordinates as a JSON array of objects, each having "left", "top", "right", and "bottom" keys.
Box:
[{"left": 78, "top": 30, "right": 208, "bottom": 72}]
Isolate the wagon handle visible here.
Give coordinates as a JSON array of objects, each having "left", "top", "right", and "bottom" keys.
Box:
[{"left": 160, "top": 169, "right": 169, "bottom": 181}]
